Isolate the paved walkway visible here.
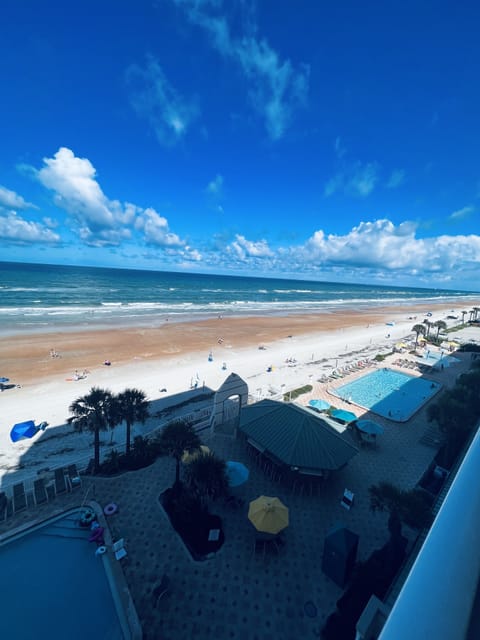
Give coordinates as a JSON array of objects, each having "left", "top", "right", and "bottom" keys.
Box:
[{"left": 0, "top": 348, "right": 474, "bottom": 640}]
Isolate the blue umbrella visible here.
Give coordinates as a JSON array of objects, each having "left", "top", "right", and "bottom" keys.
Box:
[
  {"left": 0, "top": 377, "right": 9, "bottom": 383},
  {"left": 355, "top": 420, "right": 384, "bottom": 435},
  {"left": 10, "top": 420, "right": 48, "bottom": 443},
  {"left": 226, "top": 461, "right": 249, "bottom": 487},
  {"left": 330, "top": 409, "right": 357, "bottom": 424},
  {"left": 308, "top": 399, "right": 331, "bottom": 412}
]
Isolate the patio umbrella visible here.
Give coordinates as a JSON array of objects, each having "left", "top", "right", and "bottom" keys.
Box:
[
  {"left": 308, "top": 399, "right": 331, "bottom": 412},
  {"left": 0, "top": 377, "right": 9, "bottom": 383},
  {"left": 181, "top": 445, "right": 210, "bottom": 464},
  {"left": 225, "top": 461, "right": 249, "bottom": 487},
  {"left": 355, "top": 420, "right": 384, "bottom": 436},
  {"left": 248, "top": 496, "right": 289, "bottom": 535},
  {"left": 330, "top": 409, "right": 357, "bottom": 424}
]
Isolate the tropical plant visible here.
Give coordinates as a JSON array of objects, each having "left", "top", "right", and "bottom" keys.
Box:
[
  {"left": 184, "top": 452, "right": 229, "bottom": 503},
  {"left": 412, "top": 323, "right": 426, "bottom": 347},
  {"left": 69, "top": 386, "right": 118, "bottom": 473},
  {"left": 461, "top": 310, "right": 467, "bottom": 324},
  {"left": 369, "top": 481, "right": 433, "bottom": 533},
  {"left": 423, "top": 319, "right": 432, "bottom": 337},
  {"left": 157, "top": 420, "right": 201, "bottom": 487},
  {"left": 474, "top": 307, "right": 480, "bottom": 321},
  {"left": 434, "top": 320, "right": 447, "bottom": 338},
  {"left": 116, "top": 388, "right": 150, "bottom": 458}
]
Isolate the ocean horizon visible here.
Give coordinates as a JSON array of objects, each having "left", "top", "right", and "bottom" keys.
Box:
[{"left": 0, "top": 261, "right": 478, "bottom": 337}]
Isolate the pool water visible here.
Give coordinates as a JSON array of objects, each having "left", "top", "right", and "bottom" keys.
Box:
[
  {"left": 332, "top": 368, "right": 441, "bottom": 422},
  {"left": 0, "top": 510, "right": 125, "bottom": 640}
]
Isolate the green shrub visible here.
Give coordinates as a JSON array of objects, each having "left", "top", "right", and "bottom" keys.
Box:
[{"left": 284, "top": 384, "right": 313, "bottom": 401}]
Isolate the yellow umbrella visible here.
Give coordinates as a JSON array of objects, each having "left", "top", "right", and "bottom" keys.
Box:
[
  {"left": 448, "top": 341, "right": 460, "bottom": 347},
  {"left": 418, "top": 336, "right": 427, "bottom": 342},
  {"left": 395, "top": 342, "right": 407, "bottom": 349},
  {"left": 181, "top": 445, "right": 210, "bottom": 464},
  {"left": 248, "top": 496, "right": 289, "bottom": 535}
]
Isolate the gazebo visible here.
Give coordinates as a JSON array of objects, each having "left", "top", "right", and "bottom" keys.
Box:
[{"left": 238, "top": 399, "right": 359, "bottom": 478}]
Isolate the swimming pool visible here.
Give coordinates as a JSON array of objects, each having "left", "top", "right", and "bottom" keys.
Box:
[
  {"left": 331, "top": 368, "right": 441, "bottom": 422},
  {"left": 0, "top": 509, "right": 128, "bottom": 639}
]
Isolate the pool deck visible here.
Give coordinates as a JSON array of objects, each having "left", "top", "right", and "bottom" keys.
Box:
[{"left": 0, "top": 349, "right": 473, "bottom": 640}]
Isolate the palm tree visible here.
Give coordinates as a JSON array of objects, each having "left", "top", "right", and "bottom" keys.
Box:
[
  {"left": 469, "top": 309, "right": 475, "bottom": 322},
  {"left": 473, "top": 307, "right": 480, "bottom": 321},
  {"left": 369, "top": 481, "right": 433, "bottom": 535},
  {"left": 157, "top": 420, "right": 201, "bottom": 487},
  {"left": 184, "top": 452, "right": 229, "bottom": 504},
  {"left": 434, "top": 320, "right": 447, "bottom": 339},
  {"left": 461, "top": 310, "right": 467, "bottom": 325},
  {"left": 412, "top": 323, "right": 426, "bottom": 348},
  {"left": 423, "top": 319, "right": 432, "bottom": 337},
  {"left": 116, "top": 388, "right": 150, "bottom": 458},
  {"left": 69, "top": 387, "right": 118, "bottom": 473}
]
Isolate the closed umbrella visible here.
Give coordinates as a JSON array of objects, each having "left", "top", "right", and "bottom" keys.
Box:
[
  {"left": 248, "top": 496, "right": 289, "bottom": 535},
  {"left": 225, "top": 461, "right": 249, "bottom": 487},
  {"left": 181, "top": 445, "right": 210, "bottom": 464},
  {"left": 308, "top": 399, "right": 331, "bottom": 412},
  {"left": 330, "top": 409, "right": 357, "bottom": 424},
  {"left": 355, "top": 420, "right": 384, "bottom": 435}
]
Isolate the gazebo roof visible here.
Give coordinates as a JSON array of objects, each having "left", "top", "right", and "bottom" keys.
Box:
[{"left": 239, "top": 400, "right": 359, "bottom": 472}]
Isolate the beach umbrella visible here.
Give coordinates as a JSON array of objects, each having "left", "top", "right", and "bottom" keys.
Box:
[
  {"left": 181, "top": 445, "right": 210, "bottom": 464},
  {"left": 248, "top": 496, "right": 289, "bottom": 535},
  {"left": 225, "top": 461, "right": 249, "bottom": 487},
  {"left": 330, "top": 409, "right": 357, "bottom": 424},
  {"left": 10, "top": 420, "right": 45, "bottom": 443},
  {"left": 308, "top": 399, "right": 331, "bottom": 412},
  {"left": 355, "top": 420, "right": 384, "bottom": 436},
  {"left": 0, "top": 377, "right": 9, "bottom": 383}
]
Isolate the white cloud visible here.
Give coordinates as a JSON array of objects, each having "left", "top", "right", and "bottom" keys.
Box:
[
  {"left": 386, "top": 169, "right": 405, "bottom": 189},
  {"left": 172, "top": 0, "right": 309, "bottom": 140},
  {"left": 0, "top": 211, "right": 60, "bottom": 244},
  {"left": 325, "top": 162, "right": 379, "bottom": 197},
  {"left": 228, "top": 234, "right": 274, "bottom": 259},
  {"left": 36, "top": 147, "right": 187, "bottom": 250},
  {"left": 126, "top": 56, "right": 199, "bottom": 146},
  {"left": 299, "top": 219, "right": 480, "bottom": 276},
  {"left": 206, "top": 174, "right": 224, "bottom": 196},
  {"left": 0, "top": 185, "right": 36, "bottom": 210},
  {"left": 449, "top": 205, "right": 474, "bottom": 221}
]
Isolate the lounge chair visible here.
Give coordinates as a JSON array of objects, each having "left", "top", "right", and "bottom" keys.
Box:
[
  {"left": 34, "top": 478, "right": 48, "bottom": 505},
  {"left": 13, "top": 482, "right": 27, "bottom": 513},
  {"left": 113, "top": 538, "right": 127, "bottom": 560},
  {"left": 67, "top": 464, "right": 82, "bottom": 490},
  {"left": 340, "top": 488, "right": 354, "bottom": 510},
  {"left": 54, "top": 468, "right": 68, "bottom": 494}
]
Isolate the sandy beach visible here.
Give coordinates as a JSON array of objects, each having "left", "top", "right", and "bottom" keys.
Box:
[{"left": 1, "top": 301, "right": 478, "bottom": 488}]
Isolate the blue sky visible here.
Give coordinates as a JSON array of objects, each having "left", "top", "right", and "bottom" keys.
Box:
[{"left": 0, "top": 1, "right": 479, "bottom": 291}]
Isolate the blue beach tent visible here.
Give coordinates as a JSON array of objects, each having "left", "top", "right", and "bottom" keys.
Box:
[{"left": 10, "top": 421, "right": 47, "bottom": 443}]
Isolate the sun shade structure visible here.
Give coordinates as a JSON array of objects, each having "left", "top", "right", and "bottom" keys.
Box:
[
  {"left": 239, "top": 400, "right": 359, "bottom": 474},
  {"left": 225, "top": 461, "right": 249, "bottom": 487},
  {"left": 308, "top": 399, "right": 331, "bottom": 412},
  {"left": 248, "top": 496, "right": 289, "bottom": 535},
  {"left": 330, "top": 408, "right": 357, "bottom": 424},
  {"left": 10, "top": 420, "right": 48, "bottom": 443},
  {"left": 0, "top": 377, "right": 9, "bottom": 383},
  {"left": 355, "top": 419, "right": 384, "bottom": 435}
]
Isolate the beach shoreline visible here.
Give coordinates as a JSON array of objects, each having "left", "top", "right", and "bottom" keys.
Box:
[{"left": 1, "top": 300, "right": 478, "bottom": 488}]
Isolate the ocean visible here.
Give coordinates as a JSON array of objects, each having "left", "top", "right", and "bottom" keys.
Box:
[{"left": 0, "top": 261, "right": 477, "bottom": 337}]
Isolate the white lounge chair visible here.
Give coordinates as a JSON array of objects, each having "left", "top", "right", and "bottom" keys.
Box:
[
  {"left": 340, "top": 489, "right": 354, "bottom": 510},
  {"left": 113, "top": 538, "right": 127, "bottom": 560}
]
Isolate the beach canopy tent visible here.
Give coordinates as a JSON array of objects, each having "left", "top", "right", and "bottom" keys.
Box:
[
  {"left": 10, "top": 420, "right": 47, "bottom": 443},
  {"left": 308, "top": 399, "right": 331, "bottom": 412},
  {"left": 355, "top": 420, "right": 385, "bottom": 436},
  {"left": 239, "top": 400, "right": 359, "bottom": 475},
  {"left": 330, "top": 409, "right": 357, "bottom": 424},
  {"left": 322, "top": 525, "right": 359, "bottom": 587}
]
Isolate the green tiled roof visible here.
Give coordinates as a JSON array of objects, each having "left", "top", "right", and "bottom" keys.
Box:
[{"left": 239, "top": 399, "right": 359, "bottom": 471}]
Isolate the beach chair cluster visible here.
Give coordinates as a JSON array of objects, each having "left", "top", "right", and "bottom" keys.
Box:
[
  {"left": 0, "top": 464, "right": 82, "bottom": 521},
  {"left": 323, "top": 359, "right": 376, "bottom": 382},
  {"left": 392, "top": 358, "right": 432, "bottom": 374}
]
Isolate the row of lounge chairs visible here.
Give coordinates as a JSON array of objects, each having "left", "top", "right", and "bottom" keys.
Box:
[
  {"left": 318, "top": 359, "right": 377, "bottom": 383},
  {"left": 392, "top": 358, "right": 432, "bottom": 374},
  {"left": 0, "top": 464, "right": 82, "bottom": 521}
]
